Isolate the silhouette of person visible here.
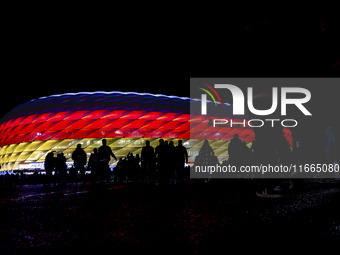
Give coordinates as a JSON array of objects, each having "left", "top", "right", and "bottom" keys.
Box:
[
  {"left": 249, "top": 93, "right": 286, "bottom": 197},
  {"left": 33, "top": 170, "right": 38, "bottom": 185},
  {"left": 115, "top": 158, "right": 124, "bottom": 182},
  {"left": 175, "top": 140, "right": 188, "bottom": 180},
  {"left": 72, "top": 144, "right": 87, "bottom": 185},
  {"left": 56, "top": 152, "right": 67, "bottom": 186},
  {"left": 155, "top": 139, "right": 165, "bottom": 181},
  {"left": 69, "top": 166, "right": 76, "bottom": 184},
  {"left": 121, "top": 157, "right": 128, "bottom": 182},
  {"left": 161, "top": 140, "right": 170, "bottom": 182},
  {"left": 228, "top": 134, "right": 243, "bottom": 164},
  {"left": 19, "top": 172, "right": 24, "bottom": 185},
  {"left": 194, "top": 139, "right": 218, "bottom": 179},
  {"left": 202, "top": 139, "right": 213, "bottom": 155},
  {"left": 98, "top": 139, "right": 117, "bottom": 184},
  {"left": 167, "top": 141, "right": 176, "bottom": 182},
  {"left": 127, "top": 152, "right": 134, "bottom": 181},
  {"left": 134, "top": 154, "right": 141, "bottom": 181},
  {"left": 276, "top": 135, "right": 292, "bottom": 167},
  {"left": 44, "top": 151, "right": 55, "bottom": 186},
  {"left": 324, "top": 125, "right": 336, "bottom": 164},
  {"left": 141, "top": 140, "right": 155, "bottom": 181},
  {"left": 89, "top": 148, "right": 100, "bottom": 184},
  {"left": 241, "top": 141, "right": 252, "bottom": 164},
  {"left": 250, "top": 140, "right": 257, "bottom": 165}
]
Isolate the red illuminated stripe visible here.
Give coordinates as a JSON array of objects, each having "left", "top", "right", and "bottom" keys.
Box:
[
  {"left": 21, "top": 115, "right": 39, "bottom": 126},
  {"left": 156, "top": 113, "right": 181, "bottom": 121},
  {"left": 32, "top": 113, "right": 55, "bottom": 124},
  {"left": 83, "top": 119, "right": 112, "bottom": 129},
  {"left": 65, "top": 119, "right": 95, "bottom": 130},
  {"left": 120, "top": 119, "right": 152, "bottom": 129},
  {"left": 48, "top": 112, "right": 72, "bottom": 122},
  {"left": 120, "top": 111, "right": 147, "bottom": 120},
  {"left": 100, "top": 110, "right": 127, "bottom": 119},
  {"left": 82, "top": 110, "right": 111, "bottom": 120},
  {"left": 0, "top": 110, "right": 293, "bottom": 147},
  {"left": 10, "top": 116, "right": 26, "bottom": 128},
  {"left": 64, "top": 111, "right": 91, "bottom": 121},
  {"left": 139, "top": 112, "right": 164, "bottom": 120}
]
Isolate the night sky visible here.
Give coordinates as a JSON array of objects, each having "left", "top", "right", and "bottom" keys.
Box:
[{"left": 2, "top": 16, "right": 339, "bottom": 147}]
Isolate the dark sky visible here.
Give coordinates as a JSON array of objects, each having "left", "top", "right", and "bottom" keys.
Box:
[{"left": 2, "top": 15, "right": 339, "bottom": 145}]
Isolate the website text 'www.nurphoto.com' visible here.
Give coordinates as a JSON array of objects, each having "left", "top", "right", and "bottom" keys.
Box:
[{"left": 194, "top": 163, "right": 340, "bottom": 175}]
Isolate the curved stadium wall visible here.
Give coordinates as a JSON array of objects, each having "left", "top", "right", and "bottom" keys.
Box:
[{"left": 0, "top": 92, "right": 292, "bottom": 171}]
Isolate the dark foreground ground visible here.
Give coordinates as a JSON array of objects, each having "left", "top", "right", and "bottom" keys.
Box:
[{"left": 1, "top": 179, "right": 340, "bottom": 254}]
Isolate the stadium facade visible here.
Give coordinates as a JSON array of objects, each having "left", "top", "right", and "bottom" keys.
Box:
[{"left": 0, "top": 91, "right": 292, "bottom": 171}]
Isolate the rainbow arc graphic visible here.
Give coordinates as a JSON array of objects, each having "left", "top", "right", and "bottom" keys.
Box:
[{"left": 197, "top": 82, "right": 223, "bottom": 106}]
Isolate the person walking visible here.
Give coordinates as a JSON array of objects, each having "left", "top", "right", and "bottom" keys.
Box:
[
  {"left": 325, "top": 125, "right": 336, "bottom": 164},
  {"left": 89, "top": 148, "right": 100, "bottom": 184},
  {"left": 72, "top": 144, "right": 87, "bottom": 186},
  {"left": 56, "top": 152, "right": 67, "bottom": 186},
  {"left": 98, "top": 139, "right": 117, "bottom": 184},
  {"left": 175, "top": 140, "right": 188, "bottom": 181},
  {"left": 155, "top": 139, "right": 166, "bottom": 182},
  {"left": 141, "top": 140, "right": 155, "bottom": 182},
  {"left": 44, "top": 151, "right": 55, "bottom": 186}
]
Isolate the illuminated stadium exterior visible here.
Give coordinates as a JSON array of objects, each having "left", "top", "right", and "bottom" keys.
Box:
[{"left": 0, "top": 91, "right": 292, "bottom": 171}]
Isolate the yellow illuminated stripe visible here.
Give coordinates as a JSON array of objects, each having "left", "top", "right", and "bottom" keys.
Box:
[
  {"left": 53, "top": 139, "right": 81, "bottom": 150},
  {"left": 38, "top": 140, "right": 63, "bottom": 151},
  {"left": 0, "top": 146, "right": 6, "bottom": 156},
  {"left": 17, "top": 151, "right": 33, "bottom": 162},
  {"left": 110, "top": 138, "right": 135, "bottom": 147},
  {"left": 0, "top": 138, "right": 235, "bottom": 170},
  {"left": 13, "top": 143, "right": 30, "bottom": 153},
  {"left": 2, "top": 154, "right": 9, "bottom": 163},
  {"left": 23, "top": 141, "right": 44, "bottom": 152},
  {"left": 26, "top": 151, "right": 48, "bottom": 161},
  {"left": 9, "top": 153, "right": 20, "bottom": 163},
  {"left": 69, "top": 138, "right": 101, "bottom": 149},
  {"left": 6, "top": 144, "right": 19, "bottom": 154}
]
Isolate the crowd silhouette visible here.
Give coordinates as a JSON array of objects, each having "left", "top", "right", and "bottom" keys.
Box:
[
  {"left": 0, "top": 123, "right": 337, "bottom": 190},
  {"left": 192, "top": 121, "right": 338, "bottom": 197},
  {"left": 0, "top": 138, "right": 190, "bottom": 187}
]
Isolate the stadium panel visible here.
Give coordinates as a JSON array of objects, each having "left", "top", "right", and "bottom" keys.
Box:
[{"left": 0, "top": 92, "right": 292, "bottom": 171}]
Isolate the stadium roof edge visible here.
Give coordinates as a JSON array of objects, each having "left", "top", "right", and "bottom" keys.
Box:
[
  {"left": 29, "top": 91, "right": 231, "bottom": 106},
  {"left": 30, "top": 91, "right": 192, "bottom": 102}
]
